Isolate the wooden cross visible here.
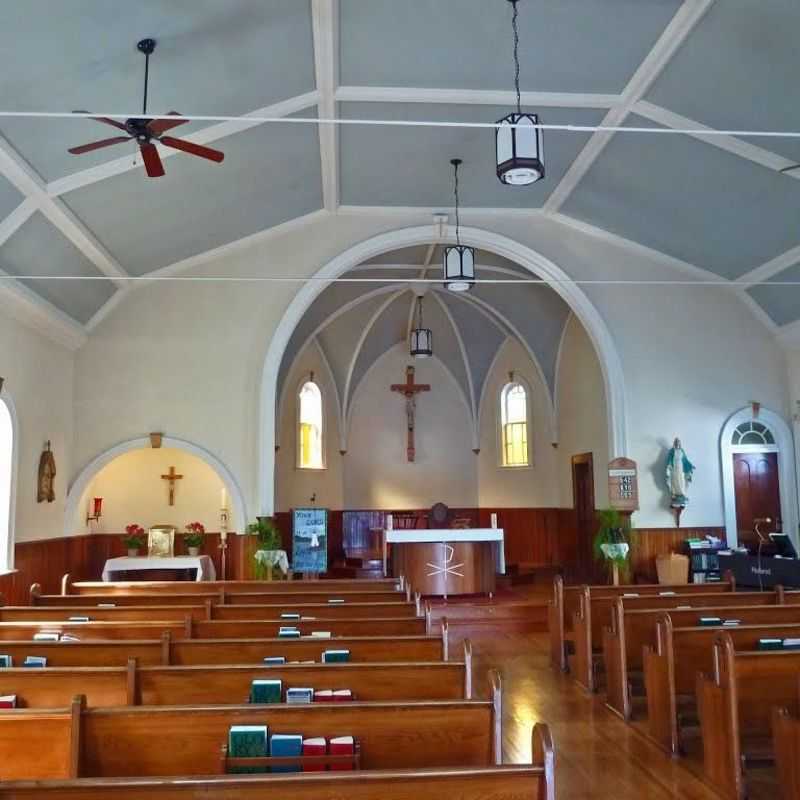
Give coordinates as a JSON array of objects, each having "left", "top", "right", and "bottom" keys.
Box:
[
  {"left": 160, "top": 466, "right": 183, "bottom": 506},
  {"left": 391, "top": 365, "right": 430, "bottom": 463}
]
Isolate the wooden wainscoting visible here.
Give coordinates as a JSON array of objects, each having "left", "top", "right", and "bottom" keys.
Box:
[{"left": 629, "top": 526, "right": 725, "bottom": 583}]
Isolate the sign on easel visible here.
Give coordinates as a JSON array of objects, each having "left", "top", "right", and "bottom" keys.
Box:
[
  {"left": 292, "top": 508, "right": 328, "bottom": 574},
  {"left": 608, "top": 458, "right": 639, "bottom": 512}
]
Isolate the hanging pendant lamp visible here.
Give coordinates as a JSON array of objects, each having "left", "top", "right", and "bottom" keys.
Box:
[
  {"left": 495, "top": 0, "right": 544, "bottom": 186},
  {"left": 410, "top": 296, "right": 433, "bottom": 358},
  {"left": 443, "top": 158, "right": 475, "bottom": 292}
]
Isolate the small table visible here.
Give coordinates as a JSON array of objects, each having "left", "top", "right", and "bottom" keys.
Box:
[
  {"left": 101, "top": 555, "right": 216, "bottom": 582},
  {"left": 254, "top": 549, "right": 290, "bottom": 580}
]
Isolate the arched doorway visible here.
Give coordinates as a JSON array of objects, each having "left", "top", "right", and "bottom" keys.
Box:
[
  {"left": 259, "top": 225, "right": 628, "bottom": 514},
  {"left": 720, "top": 407, "right": 799, "bottom": 550}
]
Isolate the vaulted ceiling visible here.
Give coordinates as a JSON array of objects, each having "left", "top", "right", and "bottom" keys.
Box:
[{"left": 0, "top": 1, "right": 799, "bottom": 345}]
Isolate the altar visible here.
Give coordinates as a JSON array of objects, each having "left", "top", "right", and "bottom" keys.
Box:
[
  {"left": 101, "top": 555, "right": 217, "bottom": 582},
  {"left": 384, "top": 529, "right": 505, "bottom": 598}
]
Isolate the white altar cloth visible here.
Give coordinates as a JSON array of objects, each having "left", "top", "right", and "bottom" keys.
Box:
[
  {"left": 384, "top": 529, "right": 505, "bottom": 574},
  {"left": 102, "top": 555, "right": 216, "bottom": 582}
]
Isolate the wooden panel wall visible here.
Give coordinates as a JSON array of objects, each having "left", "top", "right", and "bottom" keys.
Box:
[{"left": 629, "top": 526, "right": 725, "bottom": 583}]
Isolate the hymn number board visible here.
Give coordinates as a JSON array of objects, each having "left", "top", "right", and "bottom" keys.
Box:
[{"left": 608, "top": 458, "right": 639, "bottom": 512}]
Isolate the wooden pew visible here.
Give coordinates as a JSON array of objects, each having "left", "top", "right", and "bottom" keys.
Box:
[
  {"left": 0, "top": 620, "right": 189, "bottom": 641},
  {"left": 210, "top": 601, "right": 419, "bottom": 620},
  {"left": 0, "top": 641, "right": 473, "bottom": 707},
  {"left": 0, "top": 671, "right": 502, "bottom": 779},
  {"left": 0, "top": 724, "right": 556, "bottom": 800},
  {"left": 603, "top": 597, "right": 794, "bottom": 719},
  {"left": 697, "top": 632, "right": 800, "bottom": 800},
  {"left": 0, "top": 605, "right": 209, "bottom": 622},
  {"left": 63, "top": 576, "right": 403, "bottom": 596},
  {"left": 642, "top": 611, "right": 800, "bottom": 754},
  {"left": 0, "top": 626, "right": 448, "bottom": 667},
  {"left": 548, "top": 574, "right": 735, "bottom": 672},
  {"left": 773, "top": 699, "right": 800, "bottom": 800}
]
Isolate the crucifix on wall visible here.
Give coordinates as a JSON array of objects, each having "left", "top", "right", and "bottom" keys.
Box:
[
  {"left": 391, "top": 365, "right": 430, "bottom": 463},
  {"left": 161, "top": 466, "right": 183, "bottom": 506}
]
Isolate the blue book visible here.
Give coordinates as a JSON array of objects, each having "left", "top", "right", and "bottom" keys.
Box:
[
  {"left": 23, "top": 656, "right": 47, "bottom": 668},
  {"left": 279, "top": 628, "right": 301, "bottom": 639},
  {"left": 263, "top": 656, "right": 286, "bottom": 665},
  {"left": 286, "top": 687, "right": 314, "bottom": 704},
  {"left": 250, "top": 679, "right": 281, "bottom": 704},
  {"left": 322, "top": 649, "right": 350, "bottom": 663},
  {"left": 269, "top": 733, "right": 303, "bottom": 773},
  {"left": 0, "top": 655, "right": 12, "bottom": 667},
  {"left": 228, "top": 725, "right": 268, "bottom": 774}
]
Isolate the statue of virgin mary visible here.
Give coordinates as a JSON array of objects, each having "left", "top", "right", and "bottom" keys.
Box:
[{"left": 665, "top": 438, "right": 694, "bottom": 508}]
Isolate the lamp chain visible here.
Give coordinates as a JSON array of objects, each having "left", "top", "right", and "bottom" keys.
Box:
[
  {"left": 453, "top": 160, "right": 461, "bottom": 247},
  {"left": 511, "top": 0, "right": 521, "bottom": 114},
  {"left": 143, "top": 52, "right": 150, "bottom": 115}
]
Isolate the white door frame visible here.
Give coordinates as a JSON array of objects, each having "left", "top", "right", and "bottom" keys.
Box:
[{"left": 720, "top": 406, "right": 799, "bottom": 549}]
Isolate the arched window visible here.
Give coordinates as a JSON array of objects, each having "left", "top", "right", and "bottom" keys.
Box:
[
  {"left": 0, "top": 396, "right": 14, "bottom": 571},
  {"left": 298, "top": 379, "right": 324, "bottom": 469},
  {"left": 500, "top": 381, "right": 529, "bottom": 467},
  {"left": 731, "top": 420, "right": 776, "bottom": 447}
]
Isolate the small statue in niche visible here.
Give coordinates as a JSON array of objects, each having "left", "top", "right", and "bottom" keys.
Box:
[
  {"left": 37, "top": 441, "right": 56, "bottom": 503},
  {"left": 665, "top": 438, "right": 694, "bottom": 522}
]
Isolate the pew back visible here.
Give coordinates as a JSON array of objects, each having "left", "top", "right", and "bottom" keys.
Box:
[{"left": 773, "top": 705, "right": 800, "bottom": 800}]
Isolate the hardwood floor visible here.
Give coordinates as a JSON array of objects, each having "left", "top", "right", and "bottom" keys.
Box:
[{"left": 462, "top": 629, "right": 726, "bottom": 800}]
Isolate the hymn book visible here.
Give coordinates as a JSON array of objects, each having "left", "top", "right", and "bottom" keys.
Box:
[
  {"left": 322, "top": 649, "right": 350, "bottom": 663},
  {"left": 23, "top": 656, "right": 46, "bottom": 667},
  {"left": 0, "top": 695, "right": 16, "bottom": 708},
  {"left": 301, "top": 737, "right": 327, "bottom": 771},
  {"left": 269, "top": 733, "right": 303, "bottom": 773},
  {"left": 0, "top": 655, "right": 12, "bottom": 667},
  {"left": 250, "top": 679, "right": 281, "bottom": 704},
  {"left": 227, "top": 725, "right": 268, "bottom": 774},
  {"left": 329, "top": 736, "right": 355, "bottom": 770},
  {"left": 286, "top": 687, "right": 314, "bottom": 704}
]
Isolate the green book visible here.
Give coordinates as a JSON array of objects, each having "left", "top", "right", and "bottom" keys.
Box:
[
  {"left": 322, "top": 649, "right": 350, "bottom": 663},
  {"left": 0, "top": 655, "right": 12, "bottom": 667},
  {"left": 250, "top": 679, "right": 282, "bottom": 704},
  {"left": 227, "top": 725, "right": 268, "bottom": 774},
  {"left": 263, "top": 656, "right": 286, "bottom": 665},
  {"left": 758, "top": 638, "right": 783, "bottom": 651},
  {"left": 279, "top": 628, "right": 301, "bottom": 639},
  {"left": 699, "top": 617, "right": 722, "bottom": 627}
]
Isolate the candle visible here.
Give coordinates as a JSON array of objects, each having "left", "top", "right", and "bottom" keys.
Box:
[
  {"left": 220, "top": 487, "right": 227, "bottom": 510},
  {"left": 490, "top": 513, "right": 498, "bottom": 529},
  {"left": 386, "top": 514, "right": 393, "bottom": 531}
]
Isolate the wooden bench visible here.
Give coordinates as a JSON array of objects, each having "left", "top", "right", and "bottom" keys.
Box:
[
  {"left": 0, "top": 670, "right": 502, "bottom": 779},
  {"left": 697, "top": 632, "right": 800, "bottom": 800},
  {"left": 64, "top": 577, "right": 404, "bottom": 594},
  {"left": 0, "top": 625, "right": 448, "bottom": 667},
  {"left": 548, "top": 574, "right": 735, "bottom": 673},
  {"left": 642, "top": 611, "right": 800, "bottom": 754},
  {"left": 773, "top": 697, "right": 800, "bottom": 800},
  {"left": 0, "top": 640, "right": 472, "bottom": 707},
  {"left": 0, "top": 724, "right": 556, "bottom": 800},
  {"left": 600, "top": 593, "right": 787, "bottom": 714}
]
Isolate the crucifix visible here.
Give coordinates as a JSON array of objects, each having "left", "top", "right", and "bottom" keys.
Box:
[
  {"left": 391, "top": 365, "right": 431, "bottom": 462},
  {"left": 160, "top": 466, "right": 183, "bottom": 506}
]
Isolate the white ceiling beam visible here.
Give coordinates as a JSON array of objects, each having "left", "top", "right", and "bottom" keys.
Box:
[
  {"left": 0, "top": 268, "right": 87, "bottom": 350},
  {"left": 0, "top": 133, "right": 129, "bottom": 286},
  {"left": 47, "top": 91, "right": 320, "bottom": 198},
  {"left": 738, "top": 243, "right": 800, "bottom": 287},
  {"left": 336, "top": 86, "right": 620, "bottom": 109},
  {"left": 635, "top": 100, "right": 800, "bottom": 178},
  {"left": 0, "top": 199, "right": 36, "bottom": 249},
  {"left": 338, "top": 204, "right": 542, "bottom": 219},
  {"left": 542, "top": 0, "right": 715, "bottom": 214},
  {"left": 312, "top": 0, "right": 340, "bottom": 213}
]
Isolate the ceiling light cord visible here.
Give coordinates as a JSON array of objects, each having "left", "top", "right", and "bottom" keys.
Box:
[
  {"left": 142, "top": 51, "right": 150, "bottom": 116},
  {"left": 453, "top": 160, "right": 462, "bottom": 247},
  {"left": 511, "top": 0, "right": 521, "bottom": 115}
]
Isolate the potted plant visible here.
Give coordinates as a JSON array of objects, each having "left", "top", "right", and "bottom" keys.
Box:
[
  {"left": 593, "top": 508, "right": 633, "bottom": 585},
  {"left": 248, "top": 517, "right": 283, "bottom": 579},
  {"left": 183, "top": 522, "right": 205, "bottom": 556},
  {"left": 123, "top": 524, "right": 145, "bottom": 557}
]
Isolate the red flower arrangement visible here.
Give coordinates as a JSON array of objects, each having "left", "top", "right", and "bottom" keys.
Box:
[
  {"left": 185, "top": 522, "right": 205, "bottom": 534},
  {"left": 184, "top": 521, "right": 205, "bottom": 548},
  {"left": 122, "top": 524, "right": 145, "bottom": 549}
]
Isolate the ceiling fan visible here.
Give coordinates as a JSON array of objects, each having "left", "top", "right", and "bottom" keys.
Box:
[{"left": 68, "top": 38, "right": 224, "bottom": 178}]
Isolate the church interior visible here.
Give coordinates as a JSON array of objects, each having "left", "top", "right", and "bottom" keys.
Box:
[{"left": 1, "top": 1, "right": 800, "bottom": 798}]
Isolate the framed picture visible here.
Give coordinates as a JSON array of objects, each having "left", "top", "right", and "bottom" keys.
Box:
[
  {"left": 148, "top": 526, "right": 175, "bottom": 557},
  {"left": 292, "top": 508, "right": 328, "bottom": 573}
]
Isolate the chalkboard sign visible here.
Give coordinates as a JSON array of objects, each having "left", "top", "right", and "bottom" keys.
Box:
[
  {"left": 292, "top": 508, "right": 328, "bottom": 573},
  {"left": 608, "top": 458, "right": 639, "bottom": 512}
]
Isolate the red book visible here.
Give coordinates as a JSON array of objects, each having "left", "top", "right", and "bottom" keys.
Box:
[
  {"left": 0, "top": 695, "right": 17, "bottom": 708},
  {"left": 314, "top": 689, "right": 334, "bottom": 702},
  {"left": 302, "top": 737, "right": 327, "bottom": 772},
  {"left": 329, "top": 735, "right": 354, "bottom": 771},
  {"left": 332, "top": 689, "right": 353, "bottom": 702}
]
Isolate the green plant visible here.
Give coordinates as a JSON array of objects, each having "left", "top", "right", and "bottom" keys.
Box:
[
  {"left": 183, "top": 532, "right": 204, "bottom": 548},
  {"left": 593, "top": 509, "right": 634, "bottom": 580},
  {"left": 247, "top": 517, "right": 282, "bottom": 551}
]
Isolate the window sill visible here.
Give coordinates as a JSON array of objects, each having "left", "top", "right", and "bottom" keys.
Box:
[
  {"left": 498, "top": 464, "right": 533, "bottom": 471},
  {"left": 296, "top": 467, "right": 328, "bottom": 472}
]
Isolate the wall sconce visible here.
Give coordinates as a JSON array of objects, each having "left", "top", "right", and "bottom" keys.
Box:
[
  {"left": 86, "top": 497, "right": 103, "bottom": 525},
  {"left": 149, "top": 432, "right": 163, "bottom": 448}
]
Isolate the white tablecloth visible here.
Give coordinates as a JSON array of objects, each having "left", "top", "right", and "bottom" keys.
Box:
[
  {"left": 101, "top": 555, "right": 216, "bottom": 582},
  {"left": 384, "top": 528, "right": 506, "bottom": 574},
  {"left": 254, "top": 549, "right": 290, "bottom": 575}
]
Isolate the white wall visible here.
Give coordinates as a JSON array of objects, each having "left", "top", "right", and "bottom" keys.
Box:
[
  {"left": 275, "top": 341, "right": 344, "bottom": 511},
  {"left": 68, "top": 210, "right": 791, "bottom": 529},
  {"left": 555, "top": 314, "right": 610, "bottom": 509},
  {"left": 477, "top": 337, "right": 560, "bottom": 507},
  {"left": 0, "top": 307, "right": 74, "bottom": 543},
  {"left": 81, "top": 446, "right": 226, "bottom": 534}
]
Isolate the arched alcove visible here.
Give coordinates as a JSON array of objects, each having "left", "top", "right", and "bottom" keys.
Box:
[
  {"left": 260, "top": 225, "right": 628, "bottom": 514},
  {"left": 0, "top": 386, "right": 18, "bottom": 571},
  {"left": 65, "top": 436, "right": 248, "bottom": 535}
]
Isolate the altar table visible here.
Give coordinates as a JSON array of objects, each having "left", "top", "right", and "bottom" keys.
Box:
[
  {"left": 101, "top": 555, "right": 216, "bottom": 582},
  {"left": 384, "top": 529, "right": 505, "bottom": 598}
]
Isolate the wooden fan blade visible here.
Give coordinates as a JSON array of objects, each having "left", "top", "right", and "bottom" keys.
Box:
[
  {"left": 159, "top": 136, "right": 225, "bottom": 163},
  {"left": 139, "top": 142, "right": 165, "bottom": 177},
  {"left": 73, "top": 111, "right": 129, "bottom": 132},
  {"left": 147, "top": 112, "right": 189, "bottom": 136},
  {"left": 68, "top": 136, "right": 131, "bottom": 155}
]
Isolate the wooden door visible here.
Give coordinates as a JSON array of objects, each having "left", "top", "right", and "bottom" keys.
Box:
[
  {"left": 733, "top": 452, "right": 781, "bottom": 548},
  {"left": 572, "top": 454, "right": 596, "bottom": 582}
]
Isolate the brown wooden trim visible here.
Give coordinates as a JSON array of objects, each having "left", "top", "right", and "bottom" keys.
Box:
[
  {"left": 463, "top": 639, "right": 473, "bottom": 700},
  {"left": 125, "top": 658, "right": 137, "bottom": 706},
  {"left": 489, "top": 669, "right": 502, "bottom": 765},
  {"left": 69, "top": 694, "right": 84, "bottom": 779},
  {"left": 531, "top": 723, "right": 556, "bottom": 800}
]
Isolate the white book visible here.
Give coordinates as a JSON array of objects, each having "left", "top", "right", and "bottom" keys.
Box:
[{"left": 311, "top": 631, "right": 332, "bottom": 639}]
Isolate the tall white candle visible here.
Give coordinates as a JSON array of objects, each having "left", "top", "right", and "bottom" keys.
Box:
[
  {"left": 386, "top": 514, "right": 393, "bottom": 531},
  {"left": 220, "top": 487, "right": 227, "bottom": 510},
  {"left": 490, "top": 513, "right": 498, "bottom": 529}
]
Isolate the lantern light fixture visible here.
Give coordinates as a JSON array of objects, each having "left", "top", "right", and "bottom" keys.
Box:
[
  {"left": 443, "top": 158, "right": 475, "bottom": 292},
  {"left": 410, "top": 296, "right": 433, "bottom": 358},
  {"left": 495, "top": 0, "right": 544, "bottom": 186}
]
